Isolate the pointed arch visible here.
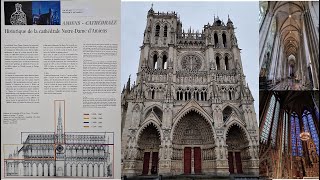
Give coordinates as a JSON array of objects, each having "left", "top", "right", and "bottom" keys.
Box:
[
  {"left": 164, "top": 25, "right": 168, "bottom": 37},
  {"left": 214, "top": 32, "right": 219, "bottom": 47},
  {"left": 172, "top": 110, "right": 215, "bottom": 145},
  {"left": 136, "top": 121, "right": 163, "bottom": 141},
  {"left": 221, "top": 104, "right": 242, "bottom": 118},
  {"left": 222, "top": 33, "right": 227, "bottom": 47},
  {"left": 144, "top": 104, "right": 163, "bottom": 119},
  {"left": 224, "top": 122, "right": 252, "bottom": 146},
  {"left": 155, "top": 24, "right": 160, "bottom": 37},
  {"left": 171, "top": 100, "right": 217, "bottom": 140}
]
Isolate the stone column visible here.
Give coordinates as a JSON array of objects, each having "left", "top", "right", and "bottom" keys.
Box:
[
  {"left": 302, "top": 15, "right": 319, "bottom": 89},
  {"left": 191, "top": 147, "right": 194, "bottom": 174},
  {"left": 215, "top": 138, "right": 229, "bottom": 176},
  {"left": 268, "top": 33, "right": 280, "bottom": 82},
  {"left": 275, "top": 45, "right": 283, "bottom": 82},
  {"left": 259, "top": 12, "right": 273, "bottom": 69},
  {"left": 158, "top": 142, "right": 172, "bottom": 175},
  {"left": 304, "top": 12, "right": 319, "bottom": 89}
]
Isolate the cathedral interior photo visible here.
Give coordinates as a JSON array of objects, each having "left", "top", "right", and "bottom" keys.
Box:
[
  {"left": 259, "top": 91, "right": 319, "bottom": 179},
  {"left": 259, "top": 1, "right": 319, "bottom": 91}
]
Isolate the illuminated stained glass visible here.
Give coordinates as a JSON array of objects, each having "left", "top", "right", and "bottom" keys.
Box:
[
  {"left": 285, "top": 112, "right": 288, "bottom": 152},
  {"left": 307, "top": 113, "right": 319, "bottom": 155},
  {"left": 271, "top": 101, "right": 280, "bottom": 147},
  {"left": 261, "top": 94, "right": 276, "bottom": 144},
  {"left": 302, "top": 110, "right": 310, "bottom": 132},
  {"left": 291, "top": 114, "right": 297, "bottom": 156},
  {"left": 315, "top": 107, "right": 319, "bottom": 121},
  {"left": 282, "top": 112, "right": 286, "bottom": 152},
  {"left": 295, "top": 115, "right": 303, "bottom": 156}
]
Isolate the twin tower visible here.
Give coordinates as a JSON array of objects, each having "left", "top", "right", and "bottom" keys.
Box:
[{"left": 121, "top": 7, "right": 259, "bottom": 177}]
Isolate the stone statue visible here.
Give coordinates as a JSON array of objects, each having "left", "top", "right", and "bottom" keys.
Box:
[{"left": 231, "top": 34, "right": 238, "bottom": 46}]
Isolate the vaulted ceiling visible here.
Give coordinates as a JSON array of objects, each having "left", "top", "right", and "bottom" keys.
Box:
[
  {"left": 260, "top": 91, "right": 318, "bottom": 118},
  {"left": 270, "top": 2, "right": 306, "bottom": 59}
]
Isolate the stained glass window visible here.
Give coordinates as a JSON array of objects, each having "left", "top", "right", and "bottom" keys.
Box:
[
  {"left": 282, "top": 112, "right": 286, "bottom": 152},
  {"left": 271, "top": 101, "right": 280, "bottom": 147},
  {"left": 307, "top": 112, "right": 319, "bottom": 155},
  {"left": 291, "top": 114, "right": 297, "bottom": 156},
  {"left": 261, "top": 94, "right": 276, "bottom": 144},
  {"left": 315, "top": 107, "right": 319, "bottom": 121},
  {"left": 285, "top": 112, "right": 288, "bottom": 152},
  {"left": 295, "top": 115, "right": 303, "bottom": 156},
  {"left": 302, "top": 110, "right": 310, "bottom": 132}
]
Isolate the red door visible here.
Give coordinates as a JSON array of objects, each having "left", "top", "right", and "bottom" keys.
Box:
[
  {"left": 228, "top": 152, "right": 234, "bottom": 174},
  {"left": 235, "top": 152, "right": 243, "bottom": 174},
  {"left": 142, "top": 152, "right": 150, "bottom": 175},
  {"left": 151, "top": 152, "right": 159, "bottom": 174},
  {"left": 194, "top": 147, "right": 201, "bottom": 174},
  {"left": 184, "top": 147, "right": 191, "bottom": 174}
]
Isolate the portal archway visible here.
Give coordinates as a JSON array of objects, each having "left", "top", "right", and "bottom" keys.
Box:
[
  {"left": 172, "top": 110, "right": 215, "bottom": 174},
  {"left": 226, "top": 124, "right": 250, "bottom": 174},
  {"left": 137, "top": 123, "right": 161, "bottom": 175}
]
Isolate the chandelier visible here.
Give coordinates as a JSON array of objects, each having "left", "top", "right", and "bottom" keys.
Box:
[{"left": 300, "top": 131, "right": 311, "bottom": 141}]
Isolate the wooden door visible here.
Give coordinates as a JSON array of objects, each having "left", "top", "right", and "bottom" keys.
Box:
[
  {"left": 184, "top": 147, "right": 191, "bottom": 174},
  {"left": 235, "top": 152, "right": 243, "bottom": 174},
  {"left": 151, "top": 152, "right": 159, "bottom": 174},
  {"left": 142, "top": 152, "right": 150, "bottom": 175},
  {"left": 228, "top": 152, "right": 234, "bottom": 174},
  {"left": 194, "top": 147, "right": 201, "bottom": 174}
]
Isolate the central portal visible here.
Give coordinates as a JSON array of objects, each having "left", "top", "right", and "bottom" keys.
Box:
[
  {"left": 183, "top": 147, "right": 201, "bottom": 174},
  {"left": 172, "top": 110, "right": 215, "bottom": 174}
]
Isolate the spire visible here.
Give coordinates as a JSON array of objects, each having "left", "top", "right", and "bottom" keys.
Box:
[
  {"left": 227, "top": 14, "right": 233, "bottom": 24},
  {"left": 126, "top": 75, "right": 131, "bottom": 91},
  {"left": 122, "top": 84, "right": 126, "bottom": 92},
  {"left": 57, "top": 102, "right": 63, "bottom": 134},
  {"left": 56, "top": 101, "right": 64, "bottom": 144},
  {"left": 148, "top": 3, "right": 154, "bottom": 14}
]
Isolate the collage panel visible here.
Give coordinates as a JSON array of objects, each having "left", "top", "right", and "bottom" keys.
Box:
[
  {"left": 121, "top": 1, "right": 260, "bottom": 179},
  {"left": 258, "top": 1, "right": 319, "bottom": 180},
  {"left": 259, "top": 91, "right": 319, "bottom": 179},
  {"left": 259, "top": 1, "right": 319, "bottom": 91}
]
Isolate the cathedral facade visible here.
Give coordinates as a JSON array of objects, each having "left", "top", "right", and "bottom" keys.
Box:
[{"left": 121, "top": 8, "right": 259, "bottom": 177}]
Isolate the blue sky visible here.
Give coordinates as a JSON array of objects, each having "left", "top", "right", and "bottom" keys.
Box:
[{"left": 121, "top": 1, "right": 259, "bottom": 120}]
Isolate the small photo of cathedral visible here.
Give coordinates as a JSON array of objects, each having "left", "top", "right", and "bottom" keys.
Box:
[
  {"left": 32, "top": 1, "right": 60, "bottom": 25},
  {"left": 259, "top": 91, "right": 319, "bottom": 179}
]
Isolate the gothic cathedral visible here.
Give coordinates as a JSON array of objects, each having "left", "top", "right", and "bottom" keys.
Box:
[{"left": 121, "top": 7, "right": 259, "bottom": 177}]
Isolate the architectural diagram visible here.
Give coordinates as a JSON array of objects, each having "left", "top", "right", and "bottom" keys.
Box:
[{"left": 4, "top": 100, "right": 114, "bottom": 178}]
